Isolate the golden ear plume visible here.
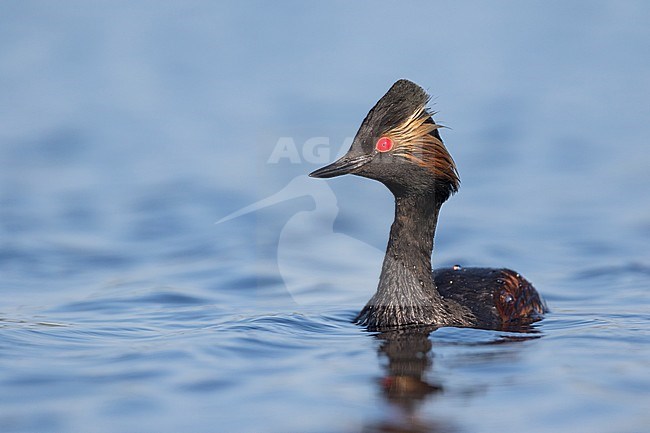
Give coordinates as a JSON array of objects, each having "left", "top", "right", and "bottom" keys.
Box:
[{"left": 385, "top": 105, "right": 460, "bottom": 192}]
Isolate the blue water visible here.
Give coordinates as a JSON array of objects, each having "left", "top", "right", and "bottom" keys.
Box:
[{"left": 1, "top": 2, "right": 650, "bottom": 432}]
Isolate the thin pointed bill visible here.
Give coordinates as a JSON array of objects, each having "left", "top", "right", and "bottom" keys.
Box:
[{"left": 309, "top": 154, "right": 372, "bottom": 179}]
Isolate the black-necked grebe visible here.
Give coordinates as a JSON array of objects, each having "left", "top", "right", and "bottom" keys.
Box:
[{"left": 310, "top": 79, "right": 547, "bottom": 331}]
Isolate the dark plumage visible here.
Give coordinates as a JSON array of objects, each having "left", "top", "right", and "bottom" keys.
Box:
[{"left": 310, "top": 79, "right": 547, "bottom": 331}]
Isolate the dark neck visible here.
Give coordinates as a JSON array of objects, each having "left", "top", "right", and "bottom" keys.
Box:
[
  {"left": 354, "top": 183, "right": 480, "bottom": 329},
  {"left": 356, "top": 188, "right": 474, "bottom": 329},
  {"left": 377, "top": 191, "right": 441, "bottom": 299}
]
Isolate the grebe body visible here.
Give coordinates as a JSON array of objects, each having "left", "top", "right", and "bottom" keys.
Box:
[{"left": 310, "top": 79, "right": 546, "bottom": 331}]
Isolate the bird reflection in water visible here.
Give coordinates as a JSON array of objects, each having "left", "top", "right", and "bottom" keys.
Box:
[
  {"left": 363, "top": 326, "right": 541, "bottom": 433},
  {"left": 363, "top": 326, "right": 453, "bottom": 433}
]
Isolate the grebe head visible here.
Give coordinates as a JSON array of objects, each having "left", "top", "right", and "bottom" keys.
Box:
[{"left": 310, "top": 79, "right": 460, "bottom": 202}]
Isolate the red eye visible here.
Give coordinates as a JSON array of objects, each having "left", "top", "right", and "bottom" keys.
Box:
[{"left": 375, "top": 136, "right": 393, "bottom": 152}]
